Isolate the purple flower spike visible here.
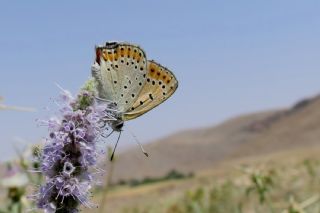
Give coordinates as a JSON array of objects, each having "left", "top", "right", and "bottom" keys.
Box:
[
  {"left": 36, "top": 89, "right": 113, "bottom": 212},
  {"left": 44, "top": 203, "right": 57, "bottom": 213},
  {"left": 63, "top": 121, "right": 75, "bottom": 132},
  {"left": 74, "top": 128, "right": 86, "bottom": 139}
]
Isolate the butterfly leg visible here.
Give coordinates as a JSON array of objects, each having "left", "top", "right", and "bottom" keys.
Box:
[{"left": 101, "top": 130, "right": 114, "bottom": 138}]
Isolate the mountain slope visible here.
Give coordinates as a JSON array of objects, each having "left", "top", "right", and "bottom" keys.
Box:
[
  {"left": 232, "top": 95, "right": 320, "bottom": 157},
  {"left": 110, "top": 95, "right": 320, "bottom": 182}
]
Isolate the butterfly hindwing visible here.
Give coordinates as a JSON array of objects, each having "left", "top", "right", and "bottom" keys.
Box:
[
  {"left": 122, "top": 60, "right": 178, "bottom": 120},
  {"left": 92, "top": 42, "right": 148, "bottom": 112}
]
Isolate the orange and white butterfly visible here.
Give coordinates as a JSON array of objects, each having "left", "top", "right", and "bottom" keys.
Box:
[{"left": 91, "top": 41, "right": 178, "bottom": 152}]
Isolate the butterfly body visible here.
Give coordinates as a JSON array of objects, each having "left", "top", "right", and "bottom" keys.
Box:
[
  {"left": 109, "top": 119, "right": 124, "bottom": 132},
  {"left": 92, "top": 41, "right": 178, "bottom": 132}
]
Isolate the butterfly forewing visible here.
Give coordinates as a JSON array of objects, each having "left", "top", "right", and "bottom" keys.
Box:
[
  {"left": 92, "top": 49, "right": 117, "bottom": 102},
  {"left": 122, "top": 60, "right": 178, "bottom": 120},
  {"left": 92, "top": 42, "right": 148, "bottom": 112}
]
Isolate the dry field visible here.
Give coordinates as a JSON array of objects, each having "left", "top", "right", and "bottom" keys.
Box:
[{"left": 86, "top": 146, "right": 320, "bottom": 213}]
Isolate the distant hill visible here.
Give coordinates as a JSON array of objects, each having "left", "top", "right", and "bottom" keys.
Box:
[{"left": 110, "top": 95, "right": 320, "bottom": 182}]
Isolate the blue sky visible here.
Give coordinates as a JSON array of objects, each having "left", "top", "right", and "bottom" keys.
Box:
[{"left": 0, "top": 1, "right": 320, "bottom": 161}]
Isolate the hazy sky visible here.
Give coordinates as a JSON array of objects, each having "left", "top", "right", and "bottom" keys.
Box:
[{"left": 0, "top": 1, "right": 320, "bottom": 161}]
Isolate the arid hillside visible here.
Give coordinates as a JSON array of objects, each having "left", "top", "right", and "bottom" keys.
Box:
[{"left": 110, "top": 95, "right": 320, "bottom": 182}]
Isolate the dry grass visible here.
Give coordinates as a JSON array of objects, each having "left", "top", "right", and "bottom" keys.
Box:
[{"left": 84, "top": 146, "right": 320, "bottom": 213}]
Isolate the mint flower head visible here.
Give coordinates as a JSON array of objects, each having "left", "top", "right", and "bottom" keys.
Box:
[{"left": 36, "top": 85, "right": 114, "bottom": 212}]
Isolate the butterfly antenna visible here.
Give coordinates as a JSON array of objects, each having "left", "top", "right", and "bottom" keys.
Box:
[
  {"left": 110, "top": 131, "right": 122, "bottom": 161},
  {"left": 126, "top": 126, "right": 149, "bottom": 157}
]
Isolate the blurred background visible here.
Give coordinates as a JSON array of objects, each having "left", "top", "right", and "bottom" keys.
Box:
[{"left": 1, "top": 1, "right": 320, "bottom": 212}]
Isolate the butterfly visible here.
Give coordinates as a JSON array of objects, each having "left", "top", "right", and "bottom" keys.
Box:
[{"left": 91, "top": 41, "right": 178, "bottom": 158}]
